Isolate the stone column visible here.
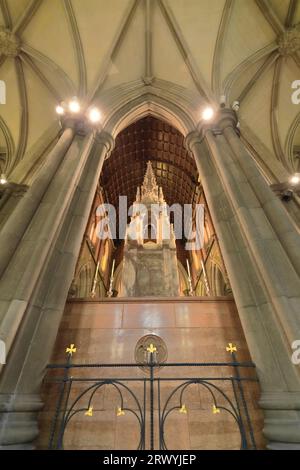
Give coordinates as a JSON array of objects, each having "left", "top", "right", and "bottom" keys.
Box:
[
  {"left": 186, "top": 112, "right": 300, "bottom": 449},
  {"left": 0, "top": 131, "right": 114, "bottom": 448},
  {"left": 221, "top": 110, "right": 300, "bottom": 277},
  {"left": 0, "top": 183, "right": 28, "bottom": 229},
  {"left": 0, "top": 122, "right": 77, "bottom": 277},
  {"left": 0, "top": 121, "right": 96, "bottom": 359}
]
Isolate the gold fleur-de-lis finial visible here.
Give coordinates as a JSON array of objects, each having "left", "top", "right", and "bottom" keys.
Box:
[
  {"left": 85, "top": 406, "right": 93, "bottom": 417},
  {"left": 213, "top": 404, "right": 220, "bottom": 414},
  {"left": 179, "top": 404, "right": 187, "bottom": 414},
  {"left": 117, "top": 407, "right": 125, "bottom": 417},
  {"left": 147, "top": 343, "right": 157, "bottom": 353},
  {"left": 66, "top": 344, "right": 77, "bottom": 355},
  {"left": 226, "top": 343, "right": 237, "bottom": 354}
]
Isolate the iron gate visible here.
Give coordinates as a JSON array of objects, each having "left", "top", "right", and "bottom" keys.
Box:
[{"left": 46, "top": 345, "right": 258, "bottom": 450}]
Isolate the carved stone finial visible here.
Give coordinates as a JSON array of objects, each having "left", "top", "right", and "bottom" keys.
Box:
[
  {"left": 278, "top": 24, "right": 300, "bottom": 56},
  {"left": 140, "top": 161, "right": 161, "bottom": 203},
  {"left": 0, "top": 28, "right": 20, "bottom": 57}
]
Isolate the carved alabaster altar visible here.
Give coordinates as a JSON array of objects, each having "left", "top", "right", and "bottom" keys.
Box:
[{"left": 119, "top": 161, "right": 180, "bottom": 297}]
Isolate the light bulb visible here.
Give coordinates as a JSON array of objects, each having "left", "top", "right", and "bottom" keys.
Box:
[
  {"left": 55, "top": 105, "right": 64, "bottom": 115},
  {"left": 69, "top": 99, "right": 80, "bottom": 113},
  {"left": 290, "top": 173, "right": 300, "bottom": 185},
  {"left": 202, "top": 106, "right": 214, "bottom": 121},
  {"left": 88, "top": 107, "right": 101, "bottom": 123},
  {"left": 0, "top": 173, "right": 7, "bottom": 185}
]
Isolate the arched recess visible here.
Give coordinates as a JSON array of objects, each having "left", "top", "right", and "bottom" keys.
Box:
[{"left": 89, "top": 84, "right": 233, "bottom": 302}]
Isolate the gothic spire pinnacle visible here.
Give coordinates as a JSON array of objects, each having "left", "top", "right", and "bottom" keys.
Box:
[
  {"left": 139, "top": 161, "right": 159, "bottom": 203},
  {"left": 142, "top": 161, "right": 158, "bottom": 191}
]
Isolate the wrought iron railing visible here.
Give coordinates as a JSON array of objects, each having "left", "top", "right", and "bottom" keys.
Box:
[{"left": 45, "top": 346, "right": 258, "bottom": 450}]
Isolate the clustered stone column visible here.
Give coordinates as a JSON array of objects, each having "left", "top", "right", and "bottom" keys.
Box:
[
  {"left": 0, "top": 117, "right": 114, "bottom": 448},
  {"left": 186, "top": 109, "right": 300, "bottom": 449}
]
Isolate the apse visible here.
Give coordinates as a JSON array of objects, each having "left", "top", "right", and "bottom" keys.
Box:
[{"left": 70, "top": 116, "right": 231, "bottom": 299}]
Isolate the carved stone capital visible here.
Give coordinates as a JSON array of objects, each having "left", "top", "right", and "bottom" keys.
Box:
[
  {"left": 94, "top": 130, "right": 115, "bottom": 157},
  {"left": 216, "top": 108, "right": 238, "bottom": 131},
  {"left": 60, "top": 116, "right": 91, "bottom": 136},
  {"left": 186, "top": 109, "right": 239, "bottom": 151},
  {"left": 193, "top": 108, "right": 238, "bottom": 138},
  {"left": 185, "top": 130, "right": 203, "bottom": 153},
  {"left": 278, "top": 24, "right": 300, "bottom": 56},
  {"left": 0, "top": 28, "right": 20, "bottom": 58}
]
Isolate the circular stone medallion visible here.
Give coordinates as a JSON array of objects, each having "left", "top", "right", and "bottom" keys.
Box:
[{"left": 134, "top": 334, "right": 168, "bottom": 373}]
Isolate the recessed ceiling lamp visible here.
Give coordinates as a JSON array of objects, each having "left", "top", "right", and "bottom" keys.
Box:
[
  {"left": 202, "top": 106, "right": 214, "bottom": 121},
  {"left": 290, "top": 173, "right": 300, "bottom": 185},
  {"left": 88, "top": 107, "right": 101, "bottom": 123},
  {"left": 55, "top": 105, "right": 64, "bottom": 115},
  {"left": 68, "top": 98, "right": 80, "bottom": 113},
  {"left": 0, "top": 173, "right": 7, "bottom": 185}
]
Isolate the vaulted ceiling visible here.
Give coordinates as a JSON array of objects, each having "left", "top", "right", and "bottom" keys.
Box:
[
  {"left": 0, "top": 0, "right": 300, "bottom": 185},
  {"left": 101, "top": 116, "right": 199, "bottom": 212}
]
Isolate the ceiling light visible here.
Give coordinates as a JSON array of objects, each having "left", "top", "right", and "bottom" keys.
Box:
[
  {"left": 55, "top": 105, "right": 64, "bottom": 115},
  {"left": 290, "top": 173, "right": 300, "bottom": 185},
  {"left": 0, "top": 173, "right": 7, "bottom": 185},
  {"left": 202, "top": 106, "right": 214, "bottom": 121},
  {"left": 88, "top": 107, "right": 101, "bottom": 123},
  {"left": 69, "top": 98, "right": 80, "bottom": 113}
]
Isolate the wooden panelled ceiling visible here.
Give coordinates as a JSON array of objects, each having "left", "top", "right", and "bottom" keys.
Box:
[{"left": 101, "top": 116, "right": 200, "bottom": 214}]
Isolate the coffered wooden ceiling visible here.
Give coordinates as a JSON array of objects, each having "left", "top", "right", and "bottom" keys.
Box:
[{"left": 100, "top": 116, "right": 199, "bottom": 211}]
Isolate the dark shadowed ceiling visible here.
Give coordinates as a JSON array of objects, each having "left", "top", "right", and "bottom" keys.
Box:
[{"left": 100, "top": 116, "right": 200, "bottom": 213}]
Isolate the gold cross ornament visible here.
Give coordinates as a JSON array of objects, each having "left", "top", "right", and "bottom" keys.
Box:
[
  {"left": 147, "top": 343, "right": 157, "bottom": 353},
  {"left": 117, "top": 407, "right": 125, "bottom": 417},
  {"left": 213, "top": 405, "right": 220, "bottom": 414},
  {"left": 226, "top": 343, "right": 237, "bottom": 354},
  {"left": 66, "top": 344, "right": 77, "bottom": 355},
  {"left": 179, "top": 404, "right": 187, "bottom": 414},
  {"left": 85, "top": 406, "right": 93, "bottom": 417}
]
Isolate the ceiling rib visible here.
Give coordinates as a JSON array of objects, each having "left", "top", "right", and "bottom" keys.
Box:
[
  {"left": 237, "top": 51, "right": 279, "bottom": 104},
  {"left": 285, "top": 0, "right": 297, "bottom": 28},
  {"left": 21, "top": 43, "right": 77, "bottom": 96},
  {"left": 291, "top": 52, "right": 300, "bottom": 68},
  {"left": 270, "top": 57, "right": 288, "bottom": 169},
  {"left": 158, "top": 0, "right": 213, "bottom": 102},
  {"left": 20, "top": 52, "right": 62, "bottom": 102},
  {"left": 63, "top": 0, "right": 87, "bottom": 98},
  {"left": 14, "top": 57, "right": 28, "bottom": 166},
  {"left": 255, "top": 0, "right": 284, "bottom": 35},
  {"left": 223, "top": 41, "right": 278, "bottom": 99},
  {"left": 212, "top": 0, "right": 234, "bottom": 99},
  {"left": 0, "top": 0, "right": 12, "bottom": 29},
  {"left": 145, "top": 0, "right": 152, "bottom": 80},
  {"left": 12, "top": 0, "right": 43, "bottom": 36},
  {"left": 285, "top": 112, "right": 300, "bottom": 170},
  {"left": 87, "top": 0, "right": 140, "bottom": 104}
]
